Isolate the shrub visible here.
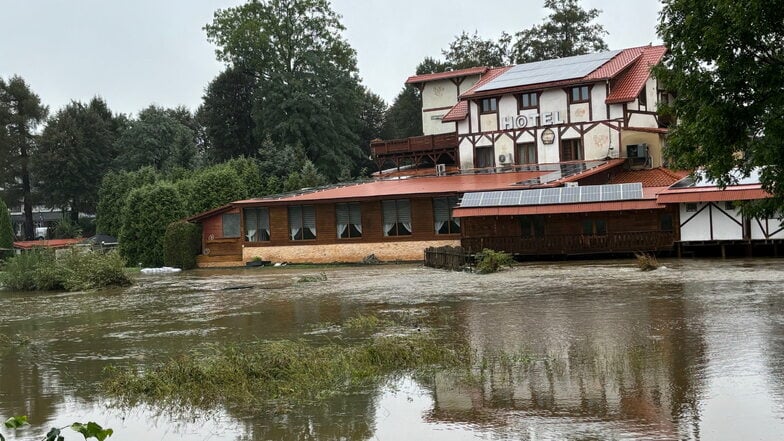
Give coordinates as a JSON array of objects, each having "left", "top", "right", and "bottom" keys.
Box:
[
  {"left": 53, "top": 217, "right": 83, "bottom": 239},
  {"left": 183, "top": 166, "right": 247, "bottom": 215},
  {"left": 163, "top": 221, "right": 201, "bottom": 270},
  {"left": 475, "top": 248, "right": 514, "bottom": 274},
  {"left": 119, "top": 182, "right": 186, "bottom": 267},
  {"left": 0, "top": 198, "right": 13, "bottom": 260},
  {"left": 96, "top": 167, "right": 159, "bottom": 238},
  {"left": 0, "top": 248, "right": 131, "bottom": 291}
]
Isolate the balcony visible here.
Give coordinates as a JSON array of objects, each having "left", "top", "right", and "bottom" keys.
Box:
[
  {"left": 371, "top": 133, "right": 458, "bottom": 168},
  {"left": 462, "top": 231, "right": 676, "bottom": 256}
]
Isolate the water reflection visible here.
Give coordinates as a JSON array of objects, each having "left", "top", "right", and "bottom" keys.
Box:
[{"left": 1, "top": 261, "right": 784, "bottom": 440}]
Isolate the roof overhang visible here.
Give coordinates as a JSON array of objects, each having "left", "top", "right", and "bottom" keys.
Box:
[{"left": 657, "top": 186, "right": 770, "bottom": 203}]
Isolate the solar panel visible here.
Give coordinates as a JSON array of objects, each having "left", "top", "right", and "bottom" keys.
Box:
[
  {"left": 500, "top": 190, "right": 521, "bottom": 206},
  {"left": 474, "top": 50, "right": 621, "bottom": 93},
  {"left": 560, "top": 186, "right": 580, "bottom": 203},
  {"left": 459, "top": 193, "right": 482, "bottom": 207},
  {"left": 459, "top": 182, "right": 646, "bottom": 209},
  {"left": 540, "top": 188, "right": 561, "bottom": 204},
  {"left": 483, "top": 192, "right": 502, "bottom": 206},
  {"left": 620, "top": 183, "right": 644, "bottom": 199},
  {"left": 520, "top": 191, "right": 540, "bottom": 205},
  {"left": 580, "top": 186, "right": 601, "bottom": 203}
]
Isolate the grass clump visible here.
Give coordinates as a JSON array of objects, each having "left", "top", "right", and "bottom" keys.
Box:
[
  {"left": 297, "top": 272, "right": 327, "bottom": 283},
  {"left": 0, "top": 248, "right": 132, "bottom": 291},
  {"left": 104, "top": 332, "right": 468, "bottom": 411},
  {"left": 475, "top": 248, "right": 514, "bottom": 274},
  {"left": 634, "top": 252, "right": 659, "bottom": 271},
  {"left": 342, "top": 314, "right": 395, "bottom": 334}
]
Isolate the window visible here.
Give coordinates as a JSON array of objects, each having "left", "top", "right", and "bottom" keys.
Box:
[
  {"left": 516, "top": 142, "right": 537, "bottom": 165},
  {"left": 433, "top": 197, "right": 460, "bottom": 235},
  {"left": 638, "top": 88, "right": 647, "bottom": 108},
  {"left": 660, "top": 213, "right": 673, "bottom": 231},
  {"left": 521, "top": 216, "right": 545, "bottom": 238},
  {"left": 685, "top": 203, "right": 698, "bottom": 212},
  {"left": 724, "top": 201, "right": 736, "bottom": 211},
  {"left": 382, "top": 199, "right": 412, "bottom": 236},
  {"left": 519, "top": 92, "right": 538, "bottom": 109},
  {"left": 480, "top": 98, "right": 498, "bottom": 113},
  {"left": 570, "top": 85, "right": 590, "bottom": 103},
  {"left": 336, "top": 202, "right": 362, "bottom": 238},
  {"left": 475, "top": 146, "right": 494, "bottom": 168},
  {"left": 222, "top": 213, "right": 240, "bottom": 238},
  {"left": 289, "top": 205, "right": 316, "bottom": 240},
  {"left": 244, "top": 208, "right": 270, "bottom": 241},
  {"left": 560, "top": 139, "right": 583, "bottom": 161},
  {"left": 582, "top": 219, "right": 607, "bottom": 236}
]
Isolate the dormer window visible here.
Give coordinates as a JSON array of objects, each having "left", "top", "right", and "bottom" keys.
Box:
[
  {"left": 480, "top": 98, "right": 498, "bottom": 114},
  {"left": 570, "top": 86, "right": 590, "bottom": 103},
  {"left": 519, "top": 92, "right": 538, "bottom": 109}
]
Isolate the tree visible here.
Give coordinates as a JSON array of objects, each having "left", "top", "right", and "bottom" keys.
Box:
[
  {"left": 0, "top": 76, "right": 48, "bottom": 240},
  {"left": 0, "top": 198, "right": 13, "bottom": 254},
  {"left": 95, "top": 167, "right": 159, "bottom": 237},
  {"left": 119, "top": 182, "right": 186, "bottom": 267},
  {"left": 656, "top": 0, "right": 784, "bottom": 213},
  {"left": 381, "top": 85, "right": 422, "bottom": 140},
  {"left": 204, "top": 0, "right": 364, "bottom": 180},
  {"left": 198, "top": 66, "right": 259, "bottom": 163},
  {"left": 512, "top": 0, "right": 608, "bottom": 63},
  {"left": 34, "top": 98, "right": 122, "bottom": 221},
  {"left": 443, "top": 31, "right": 512, "bottom": 69},
  {"left": 356, "top": 88, "right": 387, "bottom": 175},
  {"left": 114, "top": 105, "right": 197, "bottom": 172}
]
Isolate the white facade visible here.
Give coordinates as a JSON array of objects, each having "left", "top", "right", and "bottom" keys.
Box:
[
  {"left": 678, "top": 202, "right": 784, "bottom": 242},
  {"left": 420, "top": 75, "right": 481, "bottom": 136}
]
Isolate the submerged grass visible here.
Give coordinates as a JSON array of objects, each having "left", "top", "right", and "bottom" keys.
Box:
[{"left": 104, "top": 316, "right": 470, "bottom": 411}]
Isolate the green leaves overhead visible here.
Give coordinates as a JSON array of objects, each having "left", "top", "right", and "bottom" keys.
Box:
[
  {"left": 656, "top": 0, "right": 784, "bottom": 211},
  {"left": 3, "top": 416, "right": 28, "bottom": 429},
  {"left": 70, "top": 421, "right": 113, "bottom": 441}
]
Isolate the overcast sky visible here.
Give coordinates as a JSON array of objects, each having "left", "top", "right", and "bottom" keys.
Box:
[{"left": 0, "top": 0, "right": 662, "bottom": 116}]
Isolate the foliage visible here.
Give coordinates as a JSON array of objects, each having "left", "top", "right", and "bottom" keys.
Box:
[
  {"left": 119, "top": 182, "right": 186, "bottom": 267},
  {"left": 475, "top": 248, "right": 514, "bottom": 274},
  {"left": 0, "top": 75, "right": 48, "bottom": 240},
  {"left": 356, "top": 88, "right": 387, "bottom": 172},
  {"left": 52, "top": 217, "right": 83, "bottom": 239},
  {"left": 0, "top": 249, "right": 130, "bottom": 291},
  {"left": 34, "top": 98, "right": 123, "bottom": 219},
  {"left": 182, "top": 166, "right": 247, "bottom": 215},
  {"left": 381, "top": 85, "right": 422, "bottom": 140},
  {"left": 511, "top": 0, "right": 609, "bottom": 63},
  {"left": 198, "top": 66, "right": 259, "bottom": 163},
  {"left": 163, "top": 221, "right": 201, "bottom": 270},
  {"left": 443, "top": 31, "right": 513, "bottom": 68},
  {"left": 296, "top": 272, "right": 327, "bottom": 283},
  {"left": 0, "top": 199, "right": 13, "bottom": 256},
  {"left": 205, "top": 0, "right": 364, "bottom": 180},
  {"left": 95, "top": 167, "right": 159, "bottom": 238},
  {"left": 114, "top": 105, "right": 197, "bottom": 173},
  {"left": 656, "top": 0, "right": 784, "bottom": 215},
  {"left": 1, "top": 416, "right": 112, "bottom": 441},
  {"left": 104, "top": 324, "right": 467, "bottom": 410},
  {"left": 634, "top": 252, "right": 659, "bottom": 271},
  {"left": 282, "top": 160, "right": 327, "bottom": 192}
]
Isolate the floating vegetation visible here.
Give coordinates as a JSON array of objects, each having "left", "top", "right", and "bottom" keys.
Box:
[
  {"left": 634, "top": 252, "right": 659, "bottom": 271},
  {"left": 105, "top": 332, "right": 468, "bottom": 411},
  {"left": 296, "top": 272, "right": 328, "bottom": 283},
  {"left": 475, "top": 248, "right": 515, "bottom": 274}
]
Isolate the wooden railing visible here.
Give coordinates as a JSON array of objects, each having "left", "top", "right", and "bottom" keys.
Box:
[
  {"left": 462, "top": 231, "right": 676, "bottom": 255},
  {"left": 371, "top": 133, "right": 458, "bottom": 156}
]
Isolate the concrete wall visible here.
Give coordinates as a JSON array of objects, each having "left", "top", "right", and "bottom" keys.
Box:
[{"left": 243, "top": 239, "right": 461, "bottom": 264}]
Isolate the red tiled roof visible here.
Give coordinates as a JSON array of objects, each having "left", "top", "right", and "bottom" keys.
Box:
[
  {"left": 585, "top": 47, "right": 644, "bottom": 80},
  {"left": 234, "top": 170, "right": 548, "bottom": 205},
  {"left": 610, "top": 168, "right": 689, "bottom": 188},
  {"left": 405, "top": 67, "right": 489, "bottom": 85},
  {"left": 443, "top": 66, "right": 512, "bottom": 122},
  {"left": 606, "top": 45, "right": 667, "bottom": 104},
  {"left": 657, "top": 185, "right": 770, "bottom": 203},
  {"left": 14, "top": 238, "right": 83, "bottom": 250}
]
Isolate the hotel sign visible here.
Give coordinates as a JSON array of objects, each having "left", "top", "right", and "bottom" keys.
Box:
[{"left": 502, "top": 111, "right": 564, "bottom": 129}]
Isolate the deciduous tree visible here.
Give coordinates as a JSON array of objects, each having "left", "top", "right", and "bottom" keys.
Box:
[
  {"left": 443, "top": 31, "right": 512, "bottom": 69},
  {"left": 205, "top": 0, "right": 364, "bottom": 180},
  {"left": 114, "top": 105, "right": 197, "bottom": 172},
  {"left": 0, "top": 76, "right": 48, "bottom": 240},
  {"left": 512, "top": 0, "right": 608, "bottom": 63},
  {"left": 656, "top": 0, "right": 784, "bottom": 213}
]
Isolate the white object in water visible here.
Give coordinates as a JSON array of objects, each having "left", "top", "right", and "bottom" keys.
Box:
[{"left": 140, "top": 267, "right": 182, "bottom": 274}]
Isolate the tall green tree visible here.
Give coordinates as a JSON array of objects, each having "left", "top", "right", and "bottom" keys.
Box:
[
  {"left": 0, "top": 75, "right": 48, "bottom": 240},
  {"left": 34, "top": 97, "right": 122, "bottom": 221},
  {"left": 95, "top": 167, "right": 159, "bottom": 237},
  {"left": 381, "top": 85, "right": 422, "bottom": 140},
  {"left": 114, "top": 105, "right": 197, "bottom": 172},
  {"left": 205, "top": 0, "right": 364, "bottom": 180},
  {"left": 443, "top": 31, "right": 512, "bottom": 69},
  {"left": 198, "top": 66, "right": 259, "bottom": 163},
  {"left": 0, "top": 198, "right": 13, "bottom": 252},
  {"left": 512, "top": 0, "right": 608, "bottom": 63},
  {"left": 656, "top": 0, "right": 784, "bottom": 212}
]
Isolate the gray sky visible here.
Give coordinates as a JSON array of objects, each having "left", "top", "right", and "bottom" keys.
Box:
[{"left": 0, "top": 0, "right": 662, "bottom": 116}]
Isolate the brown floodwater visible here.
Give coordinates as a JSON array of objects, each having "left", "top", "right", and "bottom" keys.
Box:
[{"left": 1, "top": 259, "right": 784, "bottom": 440}]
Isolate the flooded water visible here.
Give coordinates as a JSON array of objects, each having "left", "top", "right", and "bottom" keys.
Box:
[{"left": 1, "top": 259, "right": 784, "bottom": 440}]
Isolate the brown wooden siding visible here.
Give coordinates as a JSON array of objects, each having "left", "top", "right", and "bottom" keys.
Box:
[
  {"left": 201, "top": 207, "right": 242, "bottom": 256},
  {"left": 461, "top": 208, "right": 677, "bottom": 255}
]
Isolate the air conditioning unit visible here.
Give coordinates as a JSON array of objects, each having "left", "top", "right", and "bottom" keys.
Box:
[
  {"left": 565, "top": 182, "right": 578, "bottom": 188},
  {"left": 498, "top": 154, "right": 509, "bottom": 164},
  {"left": 626, "top": 143, "right": 649, "bottom": 168},
  {"left": 435, "top": 163, "right": 446, "bottom": 176}
]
